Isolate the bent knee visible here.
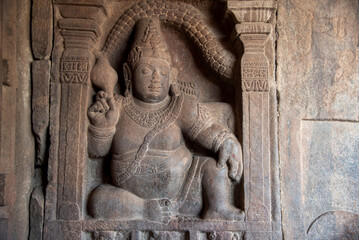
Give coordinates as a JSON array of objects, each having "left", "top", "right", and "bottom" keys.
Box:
[
  {"left": 88, "top": 184, "right": 145, "bottom": 219},
  {"left": 88, "top": 185, "right": 113, "bottom": 218}
]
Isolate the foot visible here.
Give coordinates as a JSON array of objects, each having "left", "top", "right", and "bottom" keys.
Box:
[
  {"left": 145, "top": 199, "right": 176, "bottom": 223},
  {"left": 145, "top": 199, "right": 163, "bottom": 222},
  {"left": 204, "top": 205, "right": 245, "bottom": 221}
]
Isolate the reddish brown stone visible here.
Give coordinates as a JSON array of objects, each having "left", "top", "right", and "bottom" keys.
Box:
[
  {"left": 32, "top": 60, "right": 50, "bottom": 166},
  {"left": 29, "top": 186, "right": 44, "bottom": 240},
  {"left": 277, "top": 0, "right": 359, "bottom": 239},
  {"left": 31, "top": 0, "right": 53, "bottom": 60},
  {"left": 42, "top": 0, "right": 282, "bottom": 239},
  {"left": 87, "top": 17, "right": 244, "bottom": 223}
]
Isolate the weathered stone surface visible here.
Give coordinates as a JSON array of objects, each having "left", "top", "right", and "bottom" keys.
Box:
[
  {"left": 277, "top": 0, "right": 359, "bottom": 239},
  {"left": 102, "top": 0, "right": 236, "bottom": 81},
  {"left": 87, "top": 16, "right": 244, "bottom": 223},
  {"left": 0, "top": 175, "right": 5, "bottom": 207},
  {"left": 13, "top": 0, "right": 36, "bottom": 238},
  {"left": 29, "top": 186, "right": 44, "bottom": 240},
  {"left": 31, "top": 0, "right": 53, "bottom": 59},
  {"left": 32, "top": 60, "right": 50, "bottom": 166},
  {"left": 302, "top": 121, "right": 359, "bottom": 229},
  {"left": 43, "top": 0, "right": 281, "bottom": 239},
  {"left": 226, "top": 0, "right": 277, "bottom": 23},
  {"left": 0, "top": 0, "right": 17, "bottom": 238},
  {"left": 229, "top": 2, "right": 280, "bottom": 240},
  {"left": 307, "top": 211, "right": 359, "bottom": 240},
  {"left": 0, "top": 0, "right": 354, "bottom": 239},
  {"left": 1, "top": 0, "right": 35, "bottom": 239}
]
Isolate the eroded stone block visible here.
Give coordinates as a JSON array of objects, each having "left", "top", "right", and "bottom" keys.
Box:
[
  {"left": 302, "top": 120, "right": 359, "bottom": 232},
  {"left": 32, "top": 60, "right": 50, "bottom": 166},
  {"left": 0, "top": 175, "right": 5, "bottom": 207},
  {"left": 29, "top": 186, "right": 44, "bottom": 240},
  {"left": 31, "top": 0, "right": 53, "bottom": 59}
]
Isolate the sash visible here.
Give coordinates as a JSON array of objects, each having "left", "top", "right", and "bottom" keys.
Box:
[{"left": 114, "top": 94, "right": 184, "bottom": 185}]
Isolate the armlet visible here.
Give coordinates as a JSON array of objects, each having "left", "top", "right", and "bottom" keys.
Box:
[{"left": 188, "top": 103, "right": 211, "bottom": 141}]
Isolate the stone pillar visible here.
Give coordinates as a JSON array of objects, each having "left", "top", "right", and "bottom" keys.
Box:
[
  {"left": 56, "top": 23, "right": 93, "bottom": 222},
  {"left": 53, "top": 0, "right": 106, "bottom": 221},
  {"left": 1, "top": 0, "right": 34, "bottom": 238},
  {"left": 226, "top": 1, "right": 280, "bottom": 239},
  {"left": 44, "top": 1, "right": 106, "bottom": 238}
]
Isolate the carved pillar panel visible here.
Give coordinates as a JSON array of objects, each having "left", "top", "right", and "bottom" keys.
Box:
[
  {"left": 47, "top": 0, "right": 106, "bottom": 223},
  {"left": 239, "top": 25, "right": 272, "bottom": 223},
  {"left": 226, "top": 1, "right": 279, "bottom": 239}
]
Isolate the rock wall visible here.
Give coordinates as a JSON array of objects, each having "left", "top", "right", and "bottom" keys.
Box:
[
  {"left": 277, "top": 0, "right": 359, "bottom": 239},
  {"left": 0, "top": 0, "right": 35, "bottom": 239}
]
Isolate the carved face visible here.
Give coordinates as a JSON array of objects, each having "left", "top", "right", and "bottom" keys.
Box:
[{"left": 132, "top": 57, "right": 171, "bottom": 103}]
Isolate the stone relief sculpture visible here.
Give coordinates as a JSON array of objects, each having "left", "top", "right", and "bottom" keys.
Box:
[
  {"left": 87, "top": 17, "right": 244, "bottom": 223},
  {"left": 37, "top": 0, "right": 279, "bottom": 238}
]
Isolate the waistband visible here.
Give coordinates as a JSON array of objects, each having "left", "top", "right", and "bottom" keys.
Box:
[{"left": 112, "top": 145, "right": 190, "bottom": 175}]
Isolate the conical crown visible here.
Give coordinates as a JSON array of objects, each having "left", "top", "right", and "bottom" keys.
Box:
[{"left": 127, "top": 18, "right": 171, "bottom": 69}]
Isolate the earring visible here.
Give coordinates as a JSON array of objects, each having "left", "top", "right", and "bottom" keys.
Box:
[
  {"left": 170, "top": 83, "right": 180, "bottom": 96},
  {"left": 124, "top": 80, "right": 131, "bottom": 97}
]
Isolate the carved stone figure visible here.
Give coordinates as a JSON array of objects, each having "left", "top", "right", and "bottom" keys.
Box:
[{"left": 87, "top": 17, "right": 244, "bottom": 223}]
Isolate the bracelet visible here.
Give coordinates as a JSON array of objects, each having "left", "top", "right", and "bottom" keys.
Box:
[
  {"left": 88, "top": 124, "right": 116, "bottom": 139},
  {"left": 212, "top": 129, "right": 235, "bottom": 152}
]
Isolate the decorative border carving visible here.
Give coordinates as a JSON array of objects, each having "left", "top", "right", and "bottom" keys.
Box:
[
  {"left": 241, "top": 61, "right": 269, "bottom": 92},
  {"left": 188, "top": 103, "right": 210, "bottom": 141},
  {"left": 60, "top": 57, "right": 90, "bottom": 85},
  {"left": 101, "top": 0, "right": 236, "bottom": 81},
  {"left": 226, "top": 0, "right": 277, "bottom": 23}
]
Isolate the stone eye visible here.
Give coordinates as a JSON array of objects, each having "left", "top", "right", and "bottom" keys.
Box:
[{"left": 141, "top": 68, "right": 150, "bottom": 74}]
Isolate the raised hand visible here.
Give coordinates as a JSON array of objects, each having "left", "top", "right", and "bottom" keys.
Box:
[
  {"left": 88, "top": 91, "right": 119, "bottom": 128},
  {"left": 217, "top": 137, "right": 243, "bottom": 183}
]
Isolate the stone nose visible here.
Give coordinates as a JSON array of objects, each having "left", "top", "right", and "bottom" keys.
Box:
[{"left": 152, "top": 70, "right": 161, "bottom": 83}]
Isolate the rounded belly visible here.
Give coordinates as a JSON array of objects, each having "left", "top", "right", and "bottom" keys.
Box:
[{"left": 117, "top": 149, "right": 192, "bottom": 199}]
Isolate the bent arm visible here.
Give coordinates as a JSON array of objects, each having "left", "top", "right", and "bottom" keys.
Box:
[
  {"left": 193, "top": 122, "right": 236, "bottom": 153},
  {"left": 180, "top": 97, "right": 236, "bottom": 153},
  {"left": 87, "top": 92, "right": 121, "bottom": 158},
  {"left": 180, "top": 99, "right": 242, "bottom": 181}
]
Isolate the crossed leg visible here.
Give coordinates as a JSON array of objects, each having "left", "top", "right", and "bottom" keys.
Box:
[
  {"left": 88, "top": 184, "right": 163, "bottom": 222},
  {"left": 89, "top": 158, "right": 244, "bottom": 222}
]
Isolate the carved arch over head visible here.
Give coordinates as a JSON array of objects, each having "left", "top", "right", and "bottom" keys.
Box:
[{"left": 100, "top": 0, "right": 236, "bottom": 81}]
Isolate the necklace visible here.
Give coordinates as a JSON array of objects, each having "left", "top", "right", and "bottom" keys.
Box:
[{"left": 123, "top": 95, "right": 181, "bottom": 128}]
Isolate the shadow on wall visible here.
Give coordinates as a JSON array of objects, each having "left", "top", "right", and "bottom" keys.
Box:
[{"left": 307, "top": 211, "right": 359, "bottom": 240}]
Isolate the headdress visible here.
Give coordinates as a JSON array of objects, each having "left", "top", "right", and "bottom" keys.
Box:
[{"left": 127, "top": 18, "right": 171, "bottom": 69}]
